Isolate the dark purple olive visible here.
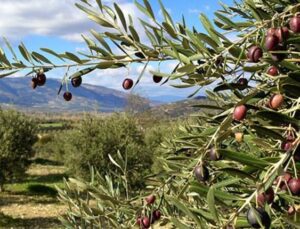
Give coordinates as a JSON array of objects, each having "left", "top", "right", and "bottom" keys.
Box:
[
  {"left": 145, "top": 195, "right": 156, "bottom": 205},
  {"left": 271, "top": 45, "right": 286, "bottom": 62},
  {"left": 274, "top": 172, "right": 292, "bottom": 190},
  {"left": 267, "top": 28, "right": 276, "bottom": 37},
  {"left": 194, "top": 165, "right": 209, "bottom": 182},
  {"left": 209, "top": 147, "right": 221, "bottom": 161},
  {"left": 122, "top": 78, "right": 134, "bottom": 90},
  {"left": 275, "top": 27, "right": 289, "bottom": 43},
  {"left": 142, "top": 217, "right": 151, "bottom": 228},
  {"left": 36, "top": 73, "right": 46, "bottom": 86},
  {"left": 135, "top": 52, "right": 145, "bottom": 59},
  {"left": 281, "top": 141, "right": 293, "bottom": 151},
  {"left": 257, "top": 187, "right": 275, "bottom": 206},
  {"left": 288, "top": 178, "right": 300, "bottom": 195},
  {"left": 31, "top": 78, "right": 38, "bottom": 89},
  {"left": 63, "top": 92, "right": 72, "bottom": 101},
  {"left": 237, "top": 78, "right": 248, "bottom": 90},
  {"left": 294, "top": 145, "right": 300, "bottom": 161},
  {"left": 265, "top": 35, "right": 279, "bottom": 51},
  {"left": 71, "top": 76, "right": 82, "bottom": 88},
  {"left": 153, "top": 75, "right": 162, "bottom": 83},
  {"left": 267, "top": 66, "right": 279, "bottom": 76},
  {"left": 247, "top": 207, "right": 271, "bottom": 228},
  {"left": 289, "top": 16, "right": 300, "bottom": 33},
  {"left": 247, "top": 46, "right": 263, "bottom": 63}
]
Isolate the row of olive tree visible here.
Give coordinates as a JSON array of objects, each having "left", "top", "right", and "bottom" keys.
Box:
[
  {"left": 0, "top": 109, "right": 37, "bottom": 191},
  {"left": 0, "top": 0, "right": 299, "bottom": 228}
]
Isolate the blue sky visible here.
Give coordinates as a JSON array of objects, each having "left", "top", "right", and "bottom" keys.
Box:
[{"left": 1, "top": 0, "right": 234, "bottom": 101}]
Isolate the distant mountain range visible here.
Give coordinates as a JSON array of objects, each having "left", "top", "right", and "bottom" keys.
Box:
[
  {"left": 0, "top": 77, "right": 206, "bottom": 113},
  {"left": 0, "top": 77, "right": 131, "bottom": 112}
]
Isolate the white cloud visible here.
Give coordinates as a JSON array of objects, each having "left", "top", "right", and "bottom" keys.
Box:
[
  {"left": 0, "top": 0, "right": 149, "bottom": 43},
  {"left": 189, "top": 5, "right": 210, "bottom": 14}
]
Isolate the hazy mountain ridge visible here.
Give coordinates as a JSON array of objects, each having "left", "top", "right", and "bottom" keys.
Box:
[{"left": 0, "top": 77, "right": 129, "bottom": 112}]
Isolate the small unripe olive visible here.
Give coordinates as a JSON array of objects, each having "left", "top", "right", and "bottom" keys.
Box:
[
  {"left": 233, "top": 105, "right": 247, "bottom": 121},
  {"left": 235, "top": 132, "right": 243, "bottom": 143},
  {"left": 288, "top": 206, "right": 296, "bottom": 215}
]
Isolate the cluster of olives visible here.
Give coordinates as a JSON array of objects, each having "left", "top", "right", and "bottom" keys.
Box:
[
  {"left": 122, "top": 75, "right": 162, "bottom": 91},
  {"left": 31, "top": 70, "right": 83, "bottom": 102},
  {"left": 31, "top": 71, "right": 46, "bottom": 89},
  {"left": 191, "top": 15, "right": 300, "bottom": 228},
  {"left": 247, "top": 15, "right": 300, "bottom": 64},
  {"left": 62, "top": 76, "right": 83, "bottom": 102},
  {"left": 136, "top": 195, "right": 162, "bottom": 228}
]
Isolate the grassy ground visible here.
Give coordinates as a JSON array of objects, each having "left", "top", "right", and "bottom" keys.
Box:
[{"left": 0, "top": 158, "right": 68, "bottom": 228}]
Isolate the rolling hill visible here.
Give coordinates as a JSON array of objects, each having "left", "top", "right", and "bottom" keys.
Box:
[{"left": 0, "top": 77, "right": 130, "bottom": 112}]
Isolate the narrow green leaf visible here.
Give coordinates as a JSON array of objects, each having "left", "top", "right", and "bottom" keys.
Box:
[
  {"left": 215, "top": 12, "right": 239, "bottom": 30},
  {"left": 143, "top": 0, "right": 155, "bottom": 19},
  {"left": 41, "top": 48, "right": 64, "bottom": 61},
  {"left": 18, "top": 43, "right": 32, "bottom": 62},
  {"left": 129, "top": 25, "right": 140, "bottom": 42},
  {"left": 64, "top": 52, "right": 83, "bottom": 64},
  {"left": 170, "top": 218, "right": 190, "bottom": 229},
  {"left": 0, "top": 70, "right": 19, "bottom": 78},
  {"left": 134, "top": 60, "right": 149, "bottom": 88},
  {"left": 114, "top": 3, "right": 127, "bottom": 32},
  {"left": 162, "top": 22, "right": 177, "bottom": 39},
  {"left": 207, "top": 186, "right": 219, "bottom": 224},
  {"left": 31, "top": 52, "right": 52, "bottom": 64},
  {"left": 219, "top": 149, "right": 270, "bottom": 169},
  {"left": 96, "top": 61, "right": 115, "bottom": 69},
  {"left": 177, "top": 64, "right": 196, "bottom": 74},
  {"left": 69, "top": 66, "right": 96, "bottom": 79},
  {"left": 166, "top": 196, "right": 202, "bottom": 227},
  {"left": 90, "top": 30, "right": 112, "bottom": 53},
  {"left": 3, "top": 37, "right": 17, "bottom": 60},
  {"left": 199, "top": 14, "right": 220, "bottom": 45}
]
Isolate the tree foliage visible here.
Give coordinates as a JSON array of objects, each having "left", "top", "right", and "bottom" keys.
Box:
[
  {"left": 1, "top": 0, "right": 300, "bottom": 228},
  {"left": 61, "top": 114, "right": 153, "bottom": 190},
  {"left": 0, "top": 109, "right": 37, "bottom": 191}
]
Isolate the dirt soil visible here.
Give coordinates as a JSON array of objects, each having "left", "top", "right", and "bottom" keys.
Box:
[{"left": 0, "top": 162, "right": 68, "bottom": 228}]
